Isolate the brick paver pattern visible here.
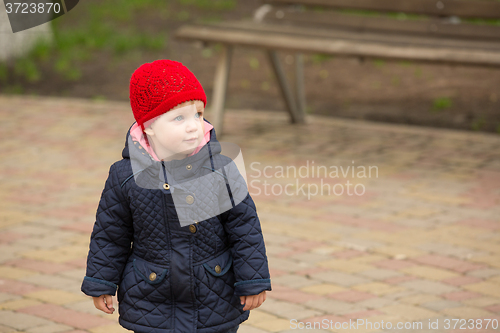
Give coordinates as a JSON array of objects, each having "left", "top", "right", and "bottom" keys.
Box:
[{"left": 0, "top": 95, "right": 499, "bottom": 333}]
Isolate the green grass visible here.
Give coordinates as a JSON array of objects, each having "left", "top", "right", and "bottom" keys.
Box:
[
  {"left": 311, "top": 6, "right": 324, "bottom": 13},
  {"left": 462, "top": 18, "right": 500, "bottom": 26},
  {"left": 1, "top": 0, "right": 234, "bottom": 86},
  {"left": 249, "top": 57, "right": 260, "bottom": 70},
  {"left": 178, "top": 0, "right": 236, "bottom": 10},
  {"left": 112, "top": 32, "right": 167, "bottom": 55},
  {"left": 29, "top": 39, "right": 52, "bottom": 62},
  {"left": 201, "top": 48, "right": 213, "bottom": 58},
  {"left": 54, "top": 55, "right": 82, "bottom": 81},
  {"left": 338, "top": 9, "right": 381, "bottom": 17},
  {"left": 0, "top": 63, "right": 8, "bottom": 84},
  {"left": 212, "top": 44, "right": 223, "bottom": 53},
  {"left": 14, "top": 58, "right": 41, "bottom": 82},
  {"left": 431, "top": 97, "right": 452, "bottom": 113},
  {"left": 3, "top": 84, "right": 24, "bottom": 94},
  {"left": 391, "top": 76, "right": 400, "bottom": 86},
  {"left": 86, "top": 0, "right": 169, "bottom": 22},
  {"left": 46, "top": 13, "right": 168, "bottom": 80},
  {"left": 414, "top": 67, "right": 423, "bottom": 78},
  {"left": 260, "top": 81, "right": 270, "bottom": 91},
  {"left": 51, "top": 3, "right": 168, "bottom": 56},
  {"left": 92, "top": 95, "right": 107, "bottom": 101},
  {"left": 200, "top": 16, "right": 223, "bottom": 24},
  {"left": 329, "top": 7, "right": 500, "bottom": 26},
  {"left": 177, "top": 10, "right": 190, "bottom": 21},
  {"left": 337, "top": 8, "right": 424, "bottom": 20},
  {"left": 398, "top": 60, "right": 413, "bottom": 67},
  {"left": 471, "top": 117, "right": 486, "bottom": 131},
  {"left": 372, "top": 59, "right": 385, "bottom": 68},
  {"left": 311, "top": 53, "right": 334, "bottom": 65},
  {"left": 240, "top": 79, "right": 250, "bottom": 89}
]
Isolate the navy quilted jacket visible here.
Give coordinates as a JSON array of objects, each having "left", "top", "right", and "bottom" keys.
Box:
[{"left": 81, "top": 120, "right": 272, "bottom": 333}]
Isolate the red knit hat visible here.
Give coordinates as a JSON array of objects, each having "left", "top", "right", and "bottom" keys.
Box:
[{"left": 129, "top": 59, "right": 207, "bottom": 142}]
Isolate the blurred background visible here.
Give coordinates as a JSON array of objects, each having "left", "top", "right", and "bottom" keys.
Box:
[{"left": 1, "top": 0, "right": 500, "bottom": 133}]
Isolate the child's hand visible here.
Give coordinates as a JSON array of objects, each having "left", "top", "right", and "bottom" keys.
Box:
[
  {"left": 92, "top": 294, "right": 115, "bottom": 314},
  {"left": 240, "top": 291, "right": 266, "bottom": 311}
]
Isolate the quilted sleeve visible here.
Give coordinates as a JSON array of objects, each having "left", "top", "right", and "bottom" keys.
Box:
[
  {"left": 81, "top": 163, "right": 133, "bottom": 297},
  {"left": 220, "top": 174, "right": 272, "bottom": 296}
]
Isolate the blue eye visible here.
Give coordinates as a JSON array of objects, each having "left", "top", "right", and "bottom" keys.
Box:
[
  {"left": 195, "top": 112, "right": 201, "bottom": 118},
  {"left": 174, "top": 115, "right": 183, "bottom": 121}
]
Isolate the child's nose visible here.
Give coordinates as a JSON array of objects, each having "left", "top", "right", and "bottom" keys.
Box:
[{"left": 186, "top": 119, "right": 198, "bottom": 132}]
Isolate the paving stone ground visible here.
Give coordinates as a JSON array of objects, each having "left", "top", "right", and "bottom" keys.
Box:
[{"left": 0, "top": 94, "right": 499, "bottom": 333}]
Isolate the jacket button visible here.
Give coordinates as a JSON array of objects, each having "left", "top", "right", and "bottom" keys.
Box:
[
  {"left": 186, "top": 195, "right": 194, "bottom": 204},
  {"left": 189, "top": 224, "right": 197, "bottom": 233},
  {"left": 163, "top": 183, "right": 170, "bottom": 190},
  {"left": 214, "top": 265, "right": 222, "bottom": 274},
  {"left": 149, "top": 272, "right": 157, "bottom": 281},
  {"left": 186, "top": 164, "right": 192, "bottom": 170}
]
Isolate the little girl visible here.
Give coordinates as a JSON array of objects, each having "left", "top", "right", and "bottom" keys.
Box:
[{"left": 81, "top": 59, "right": 271, "bottom": 333}]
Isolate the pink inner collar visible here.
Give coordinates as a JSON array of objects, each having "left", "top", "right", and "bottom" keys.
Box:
[{"left": 130, "top": 120, "right": 213, "bottom": 161}]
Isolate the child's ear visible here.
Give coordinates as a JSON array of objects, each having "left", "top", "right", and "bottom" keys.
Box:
[{"left": 144, "top": 127, "right": 154, "bottom": 136}]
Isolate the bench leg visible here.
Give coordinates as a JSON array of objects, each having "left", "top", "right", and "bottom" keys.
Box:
[
  {"left": 267, "top": 50, "right": 305, "bottom": 124},
  {"left": 295, "top": 53, "right": 306, "bottom": 117},
  {"left": 210, "top": 45, "right": 233, "bottom": 135}
]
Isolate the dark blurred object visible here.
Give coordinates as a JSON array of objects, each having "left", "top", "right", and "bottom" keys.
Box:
[{"left": 5, "top": 0, "right": 79, "bottom": 33}]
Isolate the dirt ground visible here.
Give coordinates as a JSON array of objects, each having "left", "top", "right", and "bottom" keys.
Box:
[{"left": 5, "top": 0, "right": 500, "bottom": 133}]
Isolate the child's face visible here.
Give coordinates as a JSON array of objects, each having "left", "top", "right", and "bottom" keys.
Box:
[{"left": 144, "top": 100, "right": 205, "bottom": 161}]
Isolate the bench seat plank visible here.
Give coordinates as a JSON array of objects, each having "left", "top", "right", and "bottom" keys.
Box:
[
  {"left": 175, "top": 21, "right": 500, "bottom": 66},
  {"left": 215, "top": 20, "right": 500, "bottom": 51}
]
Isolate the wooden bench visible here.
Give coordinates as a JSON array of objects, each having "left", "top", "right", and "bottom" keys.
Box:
[{"left": 174, "top": 0, "right": 500, "bottom": 134}]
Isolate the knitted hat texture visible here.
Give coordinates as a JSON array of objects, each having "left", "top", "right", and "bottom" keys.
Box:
[{"left": 129, "top": 60, "right": 207, "bottom": 134}]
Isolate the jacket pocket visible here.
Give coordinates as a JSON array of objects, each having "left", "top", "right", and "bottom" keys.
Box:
[
  {"left": 202, "top": 248, "right": 232, "bottom": 276},
  {"left": 132, "top": 258, "right": 168, "bottom": 285},
  {"left": 196, "top": 249, "right": 242, "bottom": 328},
  {"left": 122, "top": 256, "right": 171, "bottom": 304},
  {"left": 118, "top": 257, "right": 174, "bottom": 330}
]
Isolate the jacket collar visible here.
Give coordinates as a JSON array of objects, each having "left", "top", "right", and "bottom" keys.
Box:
[
  {"left": 122, "top": 118, "right": 217, "bottom": 161},
  {"left": 122, "top": 119, "right": 222, "bottom": 189}
]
